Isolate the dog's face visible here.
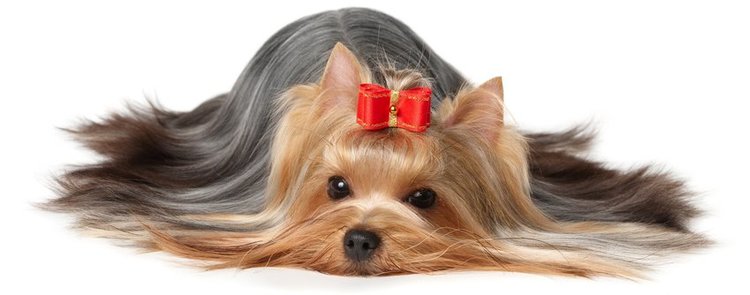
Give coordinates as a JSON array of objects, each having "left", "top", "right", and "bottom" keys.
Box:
[
  {"left": 261, "top": 44, "right": 544, "bottom": 275},
  {"left": 283, "top": 127, "right": 479, "bottom": 275}
]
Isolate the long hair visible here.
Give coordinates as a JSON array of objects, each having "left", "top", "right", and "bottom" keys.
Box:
[{"left": 44, "top": 8, "right": 705, "bottom": 274}]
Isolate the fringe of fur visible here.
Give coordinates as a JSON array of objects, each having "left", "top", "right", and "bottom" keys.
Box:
[
  {"left": 42, "top": 8, "right": 709, "bottom": 277},
  {"left": 42, "top": 101, "right": 709, "bottom": 277}
]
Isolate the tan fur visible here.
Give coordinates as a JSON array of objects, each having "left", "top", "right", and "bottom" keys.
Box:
[{"left": 107, "top": 43, "right": 706, "bottom": 278}]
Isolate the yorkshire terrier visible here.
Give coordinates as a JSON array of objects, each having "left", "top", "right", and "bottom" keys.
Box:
[{"left": 45, "top": 8, "right": 708, "bottom": 277}]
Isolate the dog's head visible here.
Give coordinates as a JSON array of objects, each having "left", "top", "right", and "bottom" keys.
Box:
[{"left": 256, "top": 43, "right": 564, "bottom": 275}]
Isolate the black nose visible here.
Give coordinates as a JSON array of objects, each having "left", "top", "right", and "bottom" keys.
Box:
[{"left": 343, "top": 229, "right": 381, "bottom": 262}]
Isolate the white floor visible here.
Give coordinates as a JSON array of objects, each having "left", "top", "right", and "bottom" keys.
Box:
[{"left": 2, "top": 1, "right": 747, "bottom": 294}]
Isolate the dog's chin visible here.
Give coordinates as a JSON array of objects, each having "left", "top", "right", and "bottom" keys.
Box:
[
  {"left": 342, "top": 260, "right": 379, "bottom": 276},
  {"left": 330, "top": 247, "right": 427, "bottom": 276}
]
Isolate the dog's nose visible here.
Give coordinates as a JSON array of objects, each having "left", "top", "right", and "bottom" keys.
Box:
[{"left": 343, "top": 229, "right": 381, "bottom": 262}]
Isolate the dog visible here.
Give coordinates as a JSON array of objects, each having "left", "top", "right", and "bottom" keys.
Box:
[{"left": 45, "top": 8, "right": 708, "bottom": 277}]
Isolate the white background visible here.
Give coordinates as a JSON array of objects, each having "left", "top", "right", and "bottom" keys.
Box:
[{"left": 2, "top": 0, "right": 748, "bottom": 294}]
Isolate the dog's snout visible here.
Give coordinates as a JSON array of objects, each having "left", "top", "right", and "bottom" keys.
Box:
[{"left": 343, "top": 229, "right": 381, "bottom": 262}]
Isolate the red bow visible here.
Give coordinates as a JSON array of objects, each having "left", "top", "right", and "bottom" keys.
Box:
[{"left": 356, "top": 83, "right": 432, "bottom": 132}]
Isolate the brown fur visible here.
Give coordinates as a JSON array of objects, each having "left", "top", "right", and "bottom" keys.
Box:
[
  {"left": 44, "top": 43, "right": 708, "bottom": 278},
  {"left": 527, "top": 127, "right": 700, "bottom": 231}
]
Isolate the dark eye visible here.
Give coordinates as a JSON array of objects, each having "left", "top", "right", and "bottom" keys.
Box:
[
  {"left": 405, "top": 188, "right": 436, "bottom": 209},
  {"left": 327, "top": 176, "right": 350, "bottom": 200}
]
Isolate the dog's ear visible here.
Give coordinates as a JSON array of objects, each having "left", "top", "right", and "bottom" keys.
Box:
[
  {"left": 438, "top": 77, "right": 504, "bottom": 142},
  {"left": 319, "top": 43, "right": 364, "bottom": 108}
]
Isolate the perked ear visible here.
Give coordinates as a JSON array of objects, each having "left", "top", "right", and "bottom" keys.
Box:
[
  {"left": 439, "top": 77, "right": 505, "bottom": 142},
  {"left": 319, "top": 43, "right": 364, "bottom": 106}
]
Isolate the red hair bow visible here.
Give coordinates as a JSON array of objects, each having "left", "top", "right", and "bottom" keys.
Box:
[{"left": 356, "top": 83, "right": 432, "bottom": 132}]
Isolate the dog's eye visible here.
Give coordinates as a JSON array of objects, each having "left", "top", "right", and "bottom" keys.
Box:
[
  {"left": 327, "top": 176, "right": 350, "bottom": 200},
  {"left": 405, "top": 188, "right": 436, "bottom": 209}
]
